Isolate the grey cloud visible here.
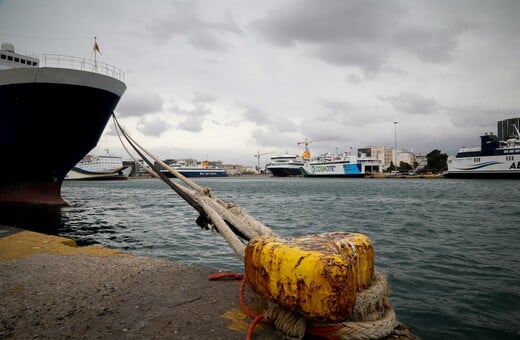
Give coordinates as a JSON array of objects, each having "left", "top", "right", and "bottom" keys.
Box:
[
  {"left": 250, "top": 128, "right": 297, "bottom": 148},
  {"left": 136, "top": 118, "right": 171, "bottom": 137},
  {"left": 116, "top": 91, "right": 163, "bottom": 117},
  {"left": 319, "top": 99, "right": 385, "bottom": 125},
  {"left": 239, "top": 103, "right": 271, "bottom": 125},
  {"left": 147, "top": 2, "right": 242, "bottom": 51},
  {"left": 393, "top": 26, "right": 462, "bottom": 63},
  {"left": 346, "top": 73, "right": 363, "bottom": 84},
  {"left": 239, "top": 102, "right": 297, "bottom": 132},
  {"left": 171, "top": 103, "right": 213, "bottom": 117},
  {"left": 168, "top": 93, "right": 217, "bottom": 132},
  {"left": 252, "top": 0, "right": 466, "bottom": 73},
  {"left": 252, "top": 0, "right": 401, "bottom": 46},
  {"left": 321, "top": 99, "right": 356, "bottom": 116},
  {"left": 299, "top": 120, "right": 352, "bottom": 144},
  {"left": 277, "top": 117, "right": 298, "bottom": 133},
  {"left": 192, "top": 92, "right": 217, "bottom": 104},
  {"left": 178, "top": 116, "right": 204, "bottom": 132},
  {"left": 382, "top": 92, "right": 439, "bottom": 115},
  {"left": 447, "top": 106, "right": 516, "bottom": 129}
]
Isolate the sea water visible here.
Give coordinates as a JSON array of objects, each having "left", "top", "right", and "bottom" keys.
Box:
[{"left": 3, "top": 177, "right": 519, "bottom": 339}]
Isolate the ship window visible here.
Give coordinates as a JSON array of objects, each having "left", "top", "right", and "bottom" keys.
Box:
[
  {"left": 0, "top": 54, "right": 5, "bottom": 60},
  {"left": 33, "top": 61, "right": 38, "bottom": 66},
  {"left": 20, "top": 59, "right": 26, "bottom": 64},
  {"left": 14, "top": 57, "right": 19, "bottom": 62},
  {"left": 7, "top": 55, "right": 13, "bottom": 61}
]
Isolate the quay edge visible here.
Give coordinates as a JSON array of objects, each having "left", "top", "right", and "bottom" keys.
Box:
[
  {"left": 0, "top": 226, "right": 417, "bottom": 339},
  {"left": 0, "top": 225, "right": 278, "bottom": 339}
]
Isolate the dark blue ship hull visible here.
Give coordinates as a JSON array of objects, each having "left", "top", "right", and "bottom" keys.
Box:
[
  {"left": 160, "top": 169, "right": 228, "bottom": 178},
  {"left": 0, "top": 68, "right": 125, "bottom": 205}
]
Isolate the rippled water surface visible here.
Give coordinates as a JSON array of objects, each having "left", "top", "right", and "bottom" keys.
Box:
[{"left": 5, "top": 177, "right": 520, "bottom": 339}]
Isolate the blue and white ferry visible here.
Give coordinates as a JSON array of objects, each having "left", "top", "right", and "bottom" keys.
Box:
[{"left": 301, "top": 152, "right": 382, "bottom": 177}]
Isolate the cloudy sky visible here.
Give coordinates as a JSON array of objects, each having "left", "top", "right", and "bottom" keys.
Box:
[{"left": 1, "top": 0, "right": 519, "bottom": 166}]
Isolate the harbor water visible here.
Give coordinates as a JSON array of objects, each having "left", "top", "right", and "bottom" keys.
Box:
[{"left": 2, "top": 177, "right": 519, "bottom": 339}]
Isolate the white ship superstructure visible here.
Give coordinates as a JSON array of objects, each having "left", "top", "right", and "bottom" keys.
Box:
[
  {"left": 65, "top": 153, "right": 131, "bottom": 180},
  {"left": 266, "top": 154, "right": 304, "bottom": 177},
  {"left": 301, "top": 152, "right": 381, "bottom": 177},
  {"left": 447, "top": 124, "right": 520, "bottom": 179}
]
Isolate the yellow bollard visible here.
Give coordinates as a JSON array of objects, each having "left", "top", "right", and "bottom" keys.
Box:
[{"left": 244, "top": 232, "right": 374, "bottom": 322}]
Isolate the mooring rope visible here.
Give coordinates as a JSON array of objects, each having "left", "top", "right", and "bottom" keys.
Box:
[
  {"left": 113, "top": 113, "right": 401, "bottom": 339},
  {"left": 112, "top": 114, "right": 275, "bottom": 260},
  {"left": 210, "top": 271, "right": 397, "bottom": 340}
]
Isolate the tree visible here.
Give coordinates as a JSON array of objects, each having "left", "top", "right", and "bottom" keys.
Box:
[
  {"left": 399, "top": 161, "right": 412, "bottom": 172},
  {"left": 385, "top": 161, "right": 396, "bottom": 172},
  {"left": 426, "top": 149, "right": 448, "bottom": 171}
]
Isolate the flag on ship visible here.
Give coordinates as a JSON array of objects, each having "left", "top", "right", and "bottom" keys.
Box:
[{"left": 93, "top": 37, "right": 101, "bottom": 55}]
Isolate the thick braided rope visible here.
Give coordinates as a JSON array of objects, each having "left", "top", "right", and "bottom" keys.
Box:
[
  {"left": 352, "top": 272, "right": 391, "bottom": 321},
  {"left": 326, "top": 307, "right": 398, "bottom": 340},
  {"left": 224, "top": 270, "right": 397, "bottom": 340},
  {"left": 263, "top": 301, "right": 307, "bottom": 339},
  {"left": 307, "top": 271, "right": 398, "bottom": 339}
]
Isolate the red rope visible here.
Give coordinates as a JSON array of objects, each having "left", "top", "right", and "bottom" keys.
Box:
[
  {"left": 239, "top": 275, "right": 259, "bottom": 319},
  {"left": 209, "top": 272, "right": 244, "bottom": 281},
  {"left": 209, "top": 272, "right": 272, "bottom": 339},
  {"left": 246, "top": 315, "right": 265, "bottom": 340},
  {"left": 306, "top": 323, "right": 343, "bottom": 339}
]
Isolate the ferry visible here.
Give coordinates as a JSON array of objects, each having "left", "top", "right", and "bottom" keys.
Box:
[
  {"left": 447, "top": 126, "right": 520, "bottom": 179},
  {"left": 0, "top": 42, "right": 126, "bottom": 204},
  {"left": 65, "top": 153, "right": 131, "bottom": 180},
  {"left": 160, "top": 160, "right": 227, "bottom": 178},
  {"left": 301, "top": 152, "right": 382, "bottom": 177},
  {"left": 266, "top": 154, "right": 304, "bottom": 177}
]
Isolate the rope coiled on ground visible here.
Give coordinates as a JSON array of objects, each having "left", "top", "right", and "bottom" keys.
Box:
[{"left": 211, "top": 271, "right": 398, "bottom": 340}]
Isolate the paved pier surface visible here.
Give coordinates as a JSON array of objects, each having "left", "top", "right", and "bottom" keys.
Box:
[
  {"left": 0, "top": 225, "right": 279, "bottom": 339},
  {"left": 0, "top": 225, "right": 416, "bottom": 340}
]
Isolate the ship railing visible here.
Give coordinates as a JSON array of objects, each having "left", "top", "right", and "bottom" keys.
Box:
[{"left": 40, "top": 54, "right": 125, "bottom": 82}]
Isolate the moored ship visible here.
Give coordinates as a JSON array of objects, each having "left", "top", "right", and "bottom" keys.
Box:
[
  {"left": 266, "top": 153, "right": 304, "bottom": 177},
  {"left": 65, "top": 153, "right": 131, "bottom": 180},
  {"left": 160, "top": 160, "right": 227, "bottom": 178},
  {"left": 301, "top": 151, "right": 382, "bottom": 177},
  {"left": 447, "top": 121, "right": 520, "bottom": 179},
  {"left": 0, "top": 42, "right": 126, "bottom": 204}
]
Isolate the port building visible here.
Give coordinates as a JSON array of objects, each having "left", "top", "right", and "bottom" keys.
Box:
[{"left": 497, "top": 117, "right": 520, "bottom": 140}]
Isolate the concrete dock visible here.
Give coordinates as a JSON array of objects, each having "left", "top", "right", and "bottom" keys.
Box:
[
  {"left": 0, "top": 225, "right": 416, "bottom": 340},
  {"left": 0, "top": 225, "right": 279, "bottom": 339}
]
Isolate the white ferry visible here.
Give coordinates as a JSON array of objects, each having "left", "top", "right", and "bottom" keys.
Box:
[
  {"left": 65, "top": 153, "right": 131, "bottom": 180},
  {"left": 266, "top": 154, "right": 304, "bottom": 177},
  {"left": 301, "top": 152, "right": 382, "bottom": 177},
  {"left": 447, "top": 126, "right": 520, "bottom": 179}
]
